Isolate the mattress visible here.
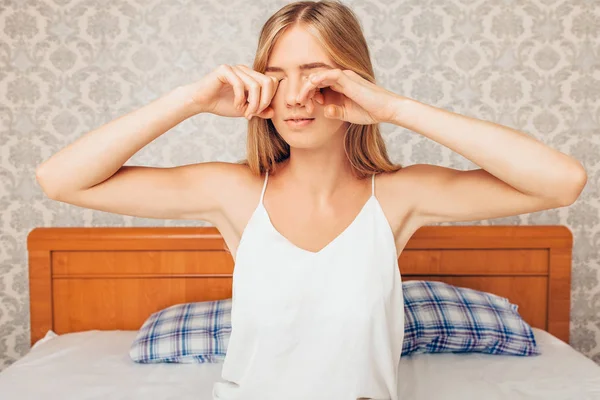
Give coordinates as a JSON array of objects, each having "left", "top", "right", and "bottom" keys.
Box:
[{"left": 0, "top": 328, "right": 599, "bottom": 399}]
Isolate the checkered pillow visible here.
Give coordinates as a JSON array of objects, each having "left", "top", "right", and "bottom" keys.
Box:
[
  {"left": 129, "top": 281, "right": 539, "bottom": 364},
  {"left": 129, "top": 298, "right": 231, "bottom": 363},
  {"left": 401, "top": 280, "right": 540, "bottom": 357}
]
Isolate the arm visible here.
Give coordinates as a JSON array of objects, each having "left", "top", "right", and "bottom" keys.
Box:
[
  {"left": 35, "top": 64, "right": 281, "bottom": 222},
  {"left": 388, "top": 97, "right": 587, "bottom": 225},
  {"left": 34, "top": 85, "right": 227, "bottom": 222},
  {"left": 36, "top": 85, "right": 201, "bottom": 198}
]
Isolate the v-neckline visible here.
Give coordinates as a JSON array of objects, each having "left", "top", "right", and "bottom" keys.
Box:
[{"left": 260, "top": 195, "right": 376, "bottom": 256}]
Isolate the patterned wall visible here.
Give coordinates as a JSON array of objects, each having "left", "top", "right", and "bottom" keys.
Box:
[{"left": 0, "top": 0, "right": 598, "bottom": 371}]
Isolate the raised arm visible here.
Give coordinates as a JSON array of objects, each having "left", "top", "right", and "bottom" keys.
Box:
[
  {"left": 35, "top": 64, "right": 280, "bottom": 222},
  {"left": 387, "top": 97, "right": 587, "bottom": 225}
]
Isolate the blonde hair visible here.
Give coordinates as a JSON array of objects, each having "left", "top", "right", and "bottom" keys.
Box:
[{"left": 239, "top": 0, "right": 402, "bottom": 179}]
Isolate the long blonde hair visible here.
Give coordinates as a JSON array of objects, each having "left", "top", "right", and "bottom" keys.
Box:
[{"left": 239, "top": 0, "right": 402, "bottom": 179}]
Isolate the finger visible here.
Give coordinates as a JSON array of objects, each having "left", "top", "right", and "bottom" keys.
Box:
[
  {"left": 325, "top": 104, "right": 344, "bottom": 120},
  {"left": 236, "top": 65, "right": 279, "bottom": 116},
  {"left": 256, "top": 105, "right": 275, "bottom": 119},
  {"left": 306, "top": 69, "right": 350, "bottom": 98},
  {"left": 217, "top": 64, "right": 246, "bottom": 111},
  {"left": 230, "top": 66, "right": 261, "bottom": 118},
  {"left": 296, "top": 75, "right": 322, "bottom": 104},
  {"left": 340, "top": 69, "right": 365, "bottom": 83},
  {"left": 314, "top": 91, "right": 324, "bottom": 105},
  {"left": 232, "top": 66, "right": 262, "bottom": 118},
  {"left": 306, "top": 97, "right": 314, "bottom": 114}
]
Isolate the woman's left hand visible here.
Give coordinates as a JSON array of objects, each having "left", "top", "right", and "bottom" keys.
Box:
[{"left": 295, "top": 69, "right": 403, "bottom": 125}]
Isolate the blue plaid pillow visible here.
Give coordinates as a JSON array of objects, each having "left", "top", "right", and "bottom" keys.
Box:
[
  {"left": 401, "top": 280, "right": 540, "bottom": 357},
  {"left": 129, "top": 281, "right": 539, "bottom": 363},
  {"left": 129, "top": 298, "right": 231, "bottom": 363}
]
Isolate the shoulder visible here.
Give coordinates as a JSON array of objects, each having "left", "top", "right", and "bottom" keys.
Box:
[
  {"left": 182, "top": 160, "right": 264, "bottom": 199},
  {"left": 381, "top": 163, "right": 456, "bottom": 197},
  {"left": 385, "top": 163, "right": 453, "bottom": 180},
  {"left": 185, "top": 161, "right": 267, "bottom": 219},
  {"left": 375, "top": 163, "right": 436, "bottom": 207},
  {"left": 383, "top": 162, "right": 466, "bottom": 220},
  {"left": 374, "top": 163, "right": 453, "bottom": 238}
]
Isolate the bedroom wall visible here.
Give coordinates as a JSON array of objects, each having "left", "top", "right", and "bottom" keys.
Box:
[{"left": 0, "top": 0, "right": 598, "bottom": 371}]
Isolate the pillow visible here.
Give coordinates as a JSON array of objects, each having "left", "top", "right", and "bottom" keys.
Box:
[
  {"left": 129, "top": 298, "right": 231, "bottom": 363},
  {"left": 31, "top": 330, "right": 59, "bottom": 350},
  {"left": 401, "top": 280, "right": 540, "bottom": 357},
  {"left": 130, "top": 281, "right": 539, "bottom": 363}
]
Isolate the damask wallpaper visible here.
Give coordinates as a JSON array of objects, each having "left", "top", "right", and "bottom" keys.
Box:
[{"left": 0, "top": 0, "right": 598, "bottom": 371}]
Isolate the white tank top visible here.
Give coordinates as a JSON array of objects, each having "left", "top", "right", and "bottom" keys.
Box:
[{"left": 213, "top": 171, "right": 405, "bottom": 400}]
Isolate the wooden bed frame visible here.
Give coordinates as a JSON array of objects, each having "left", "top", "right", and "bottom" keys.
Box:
[{"left": 27, "top": 225, "right": 573, "bottom": 347}]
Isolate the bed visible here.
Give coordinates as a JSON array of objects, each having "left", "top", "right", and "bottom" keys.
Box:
[{"left": 1, "top": 225, "right": 599, "bottom": 399}]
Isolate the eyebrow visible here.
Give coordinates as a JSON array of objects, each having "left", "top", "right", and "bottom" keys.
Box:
[{"left": 264, "top": 62, "right": 334, "bottom": 72}]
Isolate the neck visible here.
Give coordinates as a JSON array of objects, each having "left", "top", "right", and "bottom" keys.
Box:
[{"left": 280, "top": 138, "right": 358, "bottom": 199}]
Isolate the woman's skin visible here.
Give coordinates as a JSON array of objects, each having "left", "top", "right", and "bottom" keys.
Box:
[{"left": 36, "top": 24, "right": 587, "bottom": 261}]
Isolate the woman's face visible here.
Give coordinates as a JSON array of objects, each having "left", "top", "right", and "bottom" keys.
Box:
[{"left": 264, "top": 25, "right": 349, "bottom": 149}]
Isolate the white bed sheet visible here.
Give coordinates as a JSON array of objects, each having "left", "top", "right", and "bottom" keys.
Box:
[{"left": 0, "top": 328, "right": 599, "bottom": 400}]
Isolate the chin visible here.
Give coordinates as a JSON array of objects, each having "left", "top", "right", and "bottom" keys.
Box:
[
  {"left": 272, "top": 119, "right": 344, "bottom": 149},
  {"left": 279, "top": 133, "right": 320, "bottom": 149}
]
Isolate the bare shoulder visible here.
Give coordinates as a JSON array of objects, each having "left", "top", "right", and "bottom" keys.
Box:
[
  {"left": 392, "top": 163, "right": 457, "bottom": 181},
  {"left": 183, "top": 161, "right": 264, "bottom": 221},
  {"left": 374, "top": 164, "right": 446, "bottom": 247},
  {"left": 384, "top": 162, "right": 570, "bottom": 226},
  {"left": 380, "top": 163, "right": 456, "bottom": 202},
  {"left": 184, "top": 161, "right": 266, "bottom": 257},
  {"left": 183, "top": 161, "right": 259, "bottom": 195}
]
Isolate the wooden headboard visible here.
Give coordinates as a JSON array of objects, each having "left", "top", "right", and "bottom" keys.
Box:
[{"left": 27, "top": 225, "right": 572, "bottom": 347}]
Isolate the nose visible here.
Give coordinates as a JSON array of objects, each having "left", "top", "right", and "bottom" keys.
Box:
[{"left": 283, "top": 75, "right": 309, "bottom": 108}]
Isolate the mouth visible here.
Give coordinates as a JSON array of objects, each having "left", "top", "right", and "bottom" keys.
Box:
[{"left": 285, "top": 118, "right": 315, "bottom": 128}]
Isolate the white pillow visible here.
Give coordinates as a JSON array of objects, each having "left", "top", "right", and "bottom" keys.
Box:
[{"left": 31, "top": 330, "right": 59, "bottom": 350}]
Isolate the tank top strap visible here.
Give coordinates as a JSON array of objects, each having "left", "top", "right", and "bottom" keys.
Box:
[
  {"left": 259, "top": 171, "right": 269, "bottom": 205},
  {"left": 371, "top": 173, "right": 375, "bottom": 197}
]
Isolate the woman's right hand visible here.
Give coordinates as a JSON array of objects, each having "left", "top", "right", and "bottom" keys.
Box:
[{"left": 184, "top": 64, "right": 280, "bottom": 120}]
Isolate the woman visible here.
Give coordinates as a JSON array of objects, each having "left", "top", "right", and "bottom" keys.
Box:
[{"left": 35, "top": 1, "right": 587, "bottom": 399}]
